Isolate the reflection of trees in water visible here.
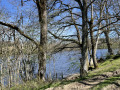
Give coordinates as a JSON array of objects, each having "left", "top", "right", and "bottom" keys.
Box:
[
  {"left": 0, "top": 31, "right": 38, "bottom": 89},
  {"left": 0, "top": 54, "right": 36, "bottom": 88}
]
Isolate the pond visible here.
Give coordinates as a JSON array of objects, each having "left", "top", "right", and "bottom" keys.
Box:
[{"left": 44, "top": 49, "right": 119, "bottom": 79}]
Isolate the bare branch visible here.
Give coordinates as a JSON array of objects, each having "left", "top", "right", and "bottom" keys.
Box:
[
  {"left": 75, "top": 0, "right": 83, "bottom": 10},
  {"left": 48, "top": 30, "right": 81, "bottom": 46},
  {"left": 87, "top": 0, "right": 96, "bottom": 9},
  {"left": 93, "top": 20, "right": 119, "bottom": 31},
  {"left": 0, "top": 21, "right": 38, "bottom": 46}
]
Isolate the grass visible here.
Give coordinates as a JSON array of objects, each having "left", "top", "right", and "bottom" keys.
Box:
[
  {"left": 88, "top": 55, "right": 120, "bottom": 78},
  {"left": 92, "top": 75, "right": 120, "bottom": 90},
  {"left": 10, "top": 79, "right": 82, "bottom": 90},
  {"left": 10, "top": 55, "right": 120, "bottom": 90}
]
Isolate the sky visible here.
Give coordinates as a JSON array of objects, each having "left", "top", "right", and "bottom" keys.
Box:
[
  {"left": 1, "top": 0, "right": 18, "bottom": 14},
  {"left": 0, "top": 0, "right": 102, "bottom": 38},
  {"left": 0, "top": 0, "right": 119, "bottom": 39}
]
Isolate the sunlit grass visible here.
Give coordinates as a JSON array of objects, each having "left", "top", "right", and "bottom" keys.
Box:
[{"left": 88, "top": 56, "right": 120, "bottom": 78}]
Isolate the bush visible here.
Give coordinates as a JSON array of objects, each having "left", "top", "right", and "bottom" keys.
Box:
[
  {"left": 113, "top": 55, "right": 120, "bottom": 59},
  {"left": 106, "top": 55, "right": 115, "bottom": 59}
]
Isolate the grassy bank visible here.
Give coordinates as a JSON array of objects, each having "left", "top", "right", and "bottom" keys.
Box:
[
  {"left": 88, "top": 55, "right": 120, "bottom": 78},
  {"left": 10, "top": 55, "right": 120, "bottom": 90},
  {"left": 92, "top": 75, "right": 120, "bottom": 90}
]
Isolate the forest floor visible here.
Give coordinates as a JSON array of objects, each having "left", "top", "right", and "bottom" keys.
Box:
[{"left": 10, "top": 55, "right": 120, "bottom": 90}]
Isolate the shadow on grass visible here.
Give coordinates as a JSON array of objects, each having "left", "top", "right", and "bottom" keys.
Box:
[
  {"left": 39, "top": 77, "right": 84, "bottom": 90},
  {"left": 39, "top": 81, "right": 54, "bottom": 89},
  {"left": 92, "top": 75, "right": 120, "bottom": 90}
]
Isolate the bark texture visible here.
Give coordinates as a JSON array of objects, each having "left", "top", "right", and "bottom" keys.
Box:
[
  {"left": 104, "top": 1, "right": 113, "bottom": 55},
  {"left": 104, "top": 31, "right": 113, "bottom": 55},
  {"left": 80, "top": 0, "right": 89, "bottom": 78},
  {"left": 36, "top": 0, "right": 47, "bottom": 80},
  {"left": 74, "top": 0, "right": 89, "bottom": 78}
]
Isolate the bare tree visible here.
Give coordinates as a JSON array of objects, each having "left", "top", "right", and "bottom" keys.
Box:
[{"left": 0, "top": 0, "right": 48, "bottom": 80}]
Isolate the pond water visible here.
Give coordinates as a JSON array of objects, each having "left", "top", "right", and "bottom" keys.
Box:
[{"left": 35, "top": 49, "right": 119, "bottom": 79}]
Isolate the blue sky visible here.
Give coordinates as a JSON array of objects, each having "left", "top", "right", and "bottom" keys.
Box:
[
  {"left": 1, "top": 0, "right": 17, "bottom": 14},
  {"left": 0, "top": 0, "right": 119, "bottom": 39},
  {"left": 0, "top": 0, "right": 98, "bottom": 38}
]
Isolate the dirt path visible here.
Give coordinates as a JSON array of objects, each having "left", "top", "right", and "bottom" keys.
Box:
[{"left": 46, "top": 69, "right": 120, "bottom": 90}]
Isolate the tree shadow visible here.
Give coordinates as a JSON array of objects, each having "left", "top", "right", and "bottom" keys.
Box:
[{"left": 91, "top": 75, "right": 120, "bottom": 89}]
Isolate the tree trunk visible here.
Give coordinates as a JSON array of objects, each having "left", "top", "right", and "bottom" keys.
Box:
[
  {"left": 1, "top": 63, "right": 3, "bottom": 89},
  {"left": 80, "top": 0, "right": 89, "bottom": 78},
  {"left": 104, "top": 31, "right": 113, "bottom": 55},
  {"left": 36, "top": 0, "right": 47, "bottom": 80},
  {"left": 94, "top": 0, "right": 106, "bottom": 61},
  {"left": 89, "top": 0, "right": 98, "bottom": 68},
  {"left": 90, "top": 27, "right": 98, "bottom": 68},
  {"left": 104, "top": 1, "right": 113, "bottom": 55},
  {"left": 38, "top": 47, "right": 46, "bottom": 80}
]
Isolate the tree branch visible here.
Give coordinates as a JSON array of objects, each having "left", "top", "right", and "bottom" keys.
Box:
[
  {"left": 48, "top": 30, "right": 82, "bottom": 46},
  {"left": 87, "top": 0, "right": 96, "bottom": 9},
  {"left": 98, "top": 20, "right": 119, "bottom": 31},
  {"left": 75, "top": 0, "right": 83, "bottom": 10},
  {"left": 0, "top": 21, "right": 38, "bottom": 46}
]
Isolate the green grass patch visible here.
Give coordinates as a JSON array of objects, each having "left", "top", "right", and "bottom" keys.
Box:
[
  {"left": 11, "top": 80, "right": 47, "bottom": 90},
  {"left": 10, "top": 77, "right": 82, "bottom": 90},
  {"left": 88, "top": 57, "right": 120, "bottom": 78},
  {"left": 92, "top": 75, "right": 120, "bottom": 90},
  {"left": 39, "top": 77, "right": 83, "bottom": 90}
]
